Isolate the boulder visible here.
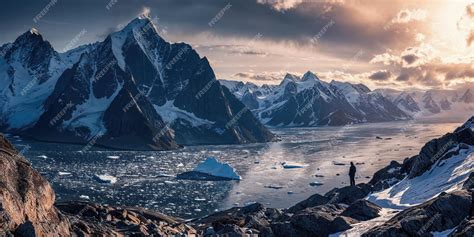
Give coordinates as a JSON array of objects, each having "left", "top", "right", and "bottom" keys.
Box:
[
  {"left": 324, "top": 183, "right": 374, "bottom": 205},
  {"left": 363, "top": 190, "right": 471, "bottom": 236},
  {"left": 289, "top": 204, "right": 354, "bottom": 237},
  {"left": 269, "top": 221, "right": 300, "bottom": 237},
  {"left": 192, "top": 203, "right": 284, "bottom": 236},
  {"left": 57, "top": 201, "right": 195, "bottom": 236},
  {"left": 341, "top": 200, "right": 381, "bottom": 221},
  {"left": 288, "top": 193, "right": 330, "bottom": 213},
  {"left": 369, "top": 160, "right": 405, "bottom": 191},
  {"left": 215, "top": 224, "right": 246, "bottom": 237}
]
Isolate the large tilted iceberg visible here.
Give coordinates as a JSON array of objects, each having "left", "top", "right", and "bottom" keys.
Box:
[{"left": 177, "top": 157, "right": 241, "bottom": 181}]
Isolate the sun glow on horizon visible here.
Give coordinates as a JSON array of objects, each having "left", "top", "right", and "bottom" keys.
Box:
[{"left": 429, "top": 1, "right": 474, "bottom": 57}]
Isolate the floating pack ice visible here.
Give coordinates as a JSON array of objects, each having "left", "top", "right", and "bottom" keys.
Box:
[{"left": 177, "top": 157, "right": 241, "bottom": 181}]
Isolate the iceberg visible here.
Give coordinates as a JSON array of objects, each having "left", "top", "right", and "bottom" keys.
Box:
[{"left": 177, "top": 157, "right": 241, "bottom": 181}]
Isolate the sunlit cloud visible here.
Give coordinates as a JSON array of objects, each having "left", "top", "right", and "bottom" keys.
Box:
[
  {"left": 256, "top": 0, "right": 304, "bottom": 11},
  {"left": 391, "top": 9, "right": 427, "bottom": 23}
]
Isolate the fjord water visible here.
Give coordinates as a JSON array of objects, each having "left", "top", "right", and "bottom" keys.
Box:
[{"left": 9, "top": 120, "right": 461, "bottom": 218}]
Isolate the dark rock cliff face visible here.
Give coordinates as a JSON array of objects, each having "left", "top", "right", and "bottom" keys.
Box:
[
  {"left": 3, "top": 30, "right": 58, "bottom": 84},
  {"left": 101, "top": 17, "right": 274, "bottom": 146},
  {"left": 100, "top": 80, "right": 179, "bottom": 150}
]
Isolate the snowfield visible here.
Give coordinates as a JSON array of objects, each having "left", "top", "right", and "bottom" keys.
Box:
[
  {"left": 333, "top": 144, "right": 473, "bottom": 236},
  {"left": 367, "top": 145, "right": 473, "bottom": 209}
]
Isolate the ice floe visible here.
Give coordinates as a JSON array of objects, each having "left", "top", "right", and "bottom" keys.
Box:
[
  {"left": 93, "top": 174, "right": 117, "bottom": 184},
  {"left": 282, "top": 162, "right": 307, "bottom": 169},
  {"left": 309, "top": 181, "right": 324, "bottom": 186}
]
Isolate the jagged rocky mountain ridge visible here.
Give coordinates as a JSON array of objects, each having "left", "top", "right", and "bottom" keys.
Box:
[
  {"left": 221, "top": 72, "right": 411, "bottom": 126},
  {"left": 0, "top": 16, "right": 274, "bottom": 150},
  {"left": 0, "top": 117, "right": 471, "bottom": 236}
]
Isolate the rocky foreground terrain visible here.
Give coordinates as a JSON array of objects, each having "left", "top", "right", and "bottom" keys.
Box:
[{"left": 0, "top": 117, "right": 472, "bottom": 236}]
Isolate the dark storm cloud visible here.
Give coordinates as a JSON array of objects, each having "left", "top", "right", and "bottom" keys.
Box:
[
  {"left": 396, "top": 73, "right": 410, "bottom": 81},
  {"left": 401, "top": 54, "right": 418, "bottom": 65},
  {"left": 0, "top": 0, "right": 426, "bottom": 58},
  {"left": 369, "top": 70, "right": 391, "bottom": 81}
]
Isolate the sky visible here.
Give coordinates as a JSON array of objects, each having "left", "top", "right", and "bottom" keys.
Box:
[{"left": 0, "top": 0, "right": 473, "bottom": 90}]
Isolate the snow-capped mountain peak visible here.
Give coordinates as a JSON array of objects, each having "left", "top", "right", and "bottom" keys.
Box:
[
  {"left": 459, "top": 89, "right": 474, "bottom": 103},
  {"left": 29, "top": 28, "right": 41, "bottom": 36},
  {"left": 393, "top": 91, "right": 421, "bottom": 114},
  {"left": 301, "top": 71, "right": 320, "bottom": 81},
  {"left": 279, "top": 73, "right": 300, "bottom": 86}
]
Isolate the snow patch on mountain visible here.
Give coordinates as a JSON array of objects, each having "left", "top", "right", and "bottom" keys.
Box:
[
  {"left": 63, "top": 82, "right": 123, "bottom": 139},
  {"left": 1, "top": 58, "right": 65, "bottom": 129},
  {"left": 153, "top": 100, "right": 214, "bottom": 127}
]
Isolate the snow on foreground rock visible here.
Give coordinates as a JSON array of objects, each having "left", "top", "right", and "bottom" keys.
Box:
[
  {"left": 367, "top": 145, "right": 473, "bottom": 209},
  {"left": 177, "top": 157, "right": 242, "bottom": 180},
  {"left": 331, "top": 117, "right": 474, "bottom": 236}
]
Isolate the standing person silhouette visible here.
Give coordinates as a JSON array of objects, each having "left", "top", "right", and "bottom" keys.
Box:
[{"left": 349, "top": 162, "right": 356, "bottom": 186}]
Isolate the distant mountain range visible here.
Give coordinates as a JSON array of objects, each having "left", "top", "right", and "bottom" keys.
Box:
[
  {"left": 375, "top": 87, "right": 474, "bottom": 118},
  {"left": 221, "top": 73, "right": 474, "bottom": 126},
  {"left": 221, "top": 72, "right": 410, "bottom": 126},
  {"left": 0, "top": 16, "right": 274, "bottom": 150}
]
